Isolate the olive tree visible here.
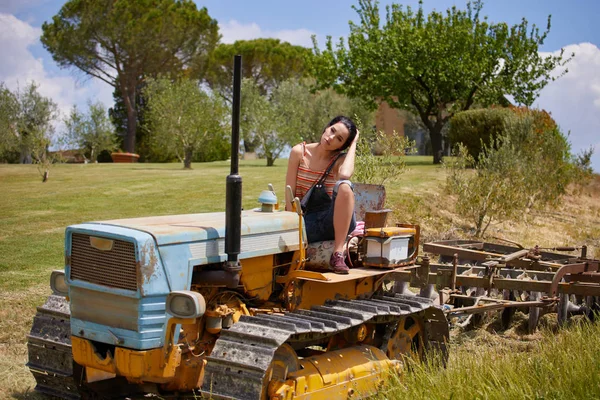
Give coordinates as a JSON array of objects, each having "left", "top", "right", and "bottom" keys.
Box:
[
  {"left": 446, "top": 141, "right": 524, "bottom": 237},
  {"left": 271, "top": 78, "right": 374, "bottom": 145},
  {"left": 0, "top": 82, "right": 60, "bottom": 178},
  {"left": 241, "top": 79, "right": 281, "bottom": 166},
  {"left": 143, "top": 78, "right": 227, "bottom": 169},
  {"left": 312, "top": 0, "right": 571, "bottom": 164},
  {"left": 0, "top": 83, "right": 19, "bottom": 162},
  {"left": 64, "top": 102, "right": 118, "bottom": 162},
  {"left": 353, "top": 129, "right": 415, "bottom": 185},
  {"left": 206, "top": 39, "right": 311, "bottom": 153}
]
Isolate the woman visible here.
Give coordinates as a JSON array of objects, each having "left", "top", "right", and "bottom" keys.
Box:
[{"left": 285, "top": 116, "right": 359, "bottom": 274}]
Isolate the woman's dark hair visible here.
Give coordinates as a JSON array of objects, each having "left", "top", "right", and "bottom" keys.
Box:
[{"left": 325, "top": 115, "right": 357, "bottom": 152}]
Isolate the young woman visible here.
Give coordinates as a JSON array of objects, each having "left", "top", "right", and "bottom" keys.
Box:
[{"left": 285, "top": 116, "right": 359, "bottom": 274}]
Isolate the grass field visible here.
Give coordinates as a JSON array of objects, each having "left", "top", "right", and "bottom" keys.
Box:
[{"left": 1, "top": 157, "right": 599, "bottom": 399}]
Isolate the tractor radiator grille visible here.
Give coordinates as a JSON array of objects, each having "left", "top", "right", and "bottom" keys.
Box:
[{"left": 69, "top": 233, "right": 138, "bottom": 291}]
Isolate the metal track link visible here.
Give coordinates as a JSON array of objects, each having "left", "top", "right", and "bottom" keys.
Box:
[
  {"left": 201, "top": 294, "right": 448, "bottom": 400},
  {"left": 26, "top": 294, "right": 81, "bottom": 400}
]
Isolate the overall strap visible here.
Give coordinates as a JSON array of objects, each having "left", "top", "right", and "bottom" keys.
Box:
[{"left": 316, "top": 153, "right": 343, "bottom": 186}]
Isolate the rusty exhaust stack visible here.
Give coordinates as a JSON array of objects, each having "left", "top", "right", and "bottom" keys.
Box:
[{"left": 224, "top": 55, "right": 242, "bottom": 287}]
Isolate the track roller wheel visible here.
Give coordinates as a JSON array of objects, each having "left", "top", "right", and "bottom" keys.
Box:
[
  {"left": 265, "top": 344, "right": 299, "bottom": 400},
  {"left": 383, "top": 315, "right": 424, "bottom": 361}
]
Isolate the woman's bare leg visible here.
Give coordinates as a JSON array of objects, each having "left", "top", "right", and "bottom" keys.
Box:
[{"left": 333, "top": 182, "right": 354, "bottom": 253}]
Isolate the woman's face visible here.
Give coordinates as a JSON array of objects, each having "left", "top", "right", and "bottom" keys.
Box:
[{"left": 320, "top": 122, "right": 350, "bottom": 151}]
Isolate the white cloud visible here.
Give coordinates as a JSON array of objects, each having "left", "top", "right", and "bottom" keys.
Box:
[
  {"left": 535, "top": 42, "right": 600, "bottom": 172},
  {"left": 0, "top": 13, "right": 114, "bottom": 129},
  {"left": 219, "top": 20, "right": 317, "bottom": 48}
]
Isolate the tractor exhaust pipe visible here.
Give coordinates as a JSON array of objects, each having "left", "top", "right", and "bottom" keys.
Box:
[{"left": 224, "top": 55, "right": 242, "bottom": 287}]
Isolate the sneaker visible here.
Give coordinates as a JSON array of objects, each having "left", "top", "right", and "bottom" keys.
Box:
[{"left": 329, "top": 251, "right": 350, "bottom": 274}]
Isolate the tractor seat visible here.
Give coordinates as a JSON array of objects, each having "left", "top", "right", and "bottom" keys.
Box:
[{"left": 304, "top": 183, "right": 389, "bottom": 269}]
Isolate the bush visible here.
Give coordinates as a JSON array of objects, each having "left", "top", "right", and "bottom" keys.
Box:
[
  {"left": 445, "top": 141, "right": 524, "bottom": 237},
  {"left": 353, "top": 128, "right": 415, "bottom": 185},
  {"left": 446, "top": 109, "right": 576, "bottom": 236},
  {"left": 448, "top": 108, "right": 513, "bottom": 161}
]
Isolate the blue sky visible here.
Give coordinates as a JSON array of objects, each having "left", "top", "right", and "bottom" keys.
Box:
[{"left": 1, "top": 0, "right": 599, "bottom": 170}]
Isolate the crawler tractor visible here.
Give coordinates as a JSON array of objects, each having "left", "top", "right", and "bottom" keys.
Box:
[{"left": 27, "top": 56, "right": 449, "bottom": 399}]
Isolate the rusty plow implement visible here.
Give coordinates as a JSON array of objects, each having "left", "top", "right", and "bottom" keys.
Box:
[{"left": 391, "top": 240, "right": 600, "bottom": 332}]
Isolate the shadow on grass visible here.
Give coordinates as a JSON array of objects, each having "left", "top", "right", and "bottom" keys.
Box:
[
  {"left": 123, "top": 166, "right": 213, "bottom": 171},
  {"left": 404, "top": 159, "right": 437, "bottom": 166},
  {"left": 11, "top": 389, "right": 46, "bottom": 400},
  {"left": 237, "top": 164, "right": 284, "bottom": 168}
]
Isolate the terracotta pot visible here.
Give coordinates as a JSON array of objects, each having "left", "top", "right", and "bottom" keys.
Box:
[{"left": 111, "top": 152, "right": 140, "bottom": 163}]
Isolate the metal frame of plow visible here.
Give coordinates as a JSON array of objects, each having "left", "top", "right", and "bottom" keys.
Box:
[{"left": 389, "top": 240, "right": 600, "bottom": 331}]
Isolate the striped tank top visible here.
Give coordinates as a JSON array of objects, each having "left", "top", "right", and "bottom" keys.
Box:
[{"left": 295, "top": 142, "right": 339, "bottom": 199}]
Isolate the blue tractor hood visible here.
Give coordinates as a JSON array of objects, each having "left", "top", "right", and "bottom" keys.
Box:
[
  {"left": 69, "top": 208, "right": 304, "bottom": 271},
  {"left": 96, "top": 209, "right": 301, "bottom": 247}
]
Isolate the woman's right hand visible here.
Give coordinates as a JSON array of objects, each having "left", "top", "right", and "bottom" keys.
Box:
[{"left": 353, "top": 130, "right": 360, "bottom": 146}]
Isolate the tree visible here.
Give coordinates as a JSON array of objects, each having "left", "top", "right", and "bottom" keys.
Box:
[
  {"left": 446, "top": 141, "right": 523, "bottom": 237},
  {"left": 239, "top": 76, "right": 374, "bottom": 166},
  {"left": 206, "top": 38, "right": 311, "bottom": 102},
  {"left": 448, "top": 107, "right": 515, "bottom": 161},
  {"left": 574, "top": 146, "right": 595, "bottom": 177},
  {"left": 301, "top": 84, "right": 373, "bottom": 145},
  {"left": 42, "top": 0, "right": 219, "bottom": 154},
  {"left": 108, "top": 86, "right": 145, "bottom": 157},
  {"left": 270, "top": 78, "right": 374, "bottom": 145},
  {"left": 311, "top": 0, "right": 571, "bottom": 164},
  {"left": 15, "top": 82, "right": 59, "bottom": 180},
  {"left": 241, "top": 77, "right": 374, "bottom": 166},
  {"left": 64, "top": 102, "right": 118, "bottom": 162},
  {"left": 506, "top": 108, "right": 573, "bottom": 213},
  {"left": 0, "top": 82, "right": 59, "bottom": 178},
  {"left": 0, "top": 83, "right": 19, "bottom": 162},
  {"left": 268, "top": 78, "right": 311, "bottom": 147},
  {"left": 241, "top": 79, "right": 281, "bottom": 166},
  {"left": 16, "top": 82, "right": 59, "bottom": 165},
  {"left": 206, "top": 39, "right": 311, "bottom": 152},
  {"left": 143, "top": 78, "right": 228, "bottom": 169}
]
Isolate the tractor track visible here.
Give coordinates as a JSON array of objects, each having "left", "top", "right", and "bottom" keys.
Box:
[
  {"left": 201, "top": 294, "right": 448, "bottom": 399},
  {"left": 27, "top": 294, "right": 81, "bottom": 399},
  {"left": 26, "top": 294, "right": 448, "bottom": 400}
]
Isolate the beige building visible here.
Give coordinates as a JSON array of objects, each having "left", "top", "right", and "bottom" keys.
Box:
[
  {"left": 375, "top": 100, "right": 405, "bottom": 137},
  {"left": 374, "top": 101, "right": 431, "bottom": 155}
]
